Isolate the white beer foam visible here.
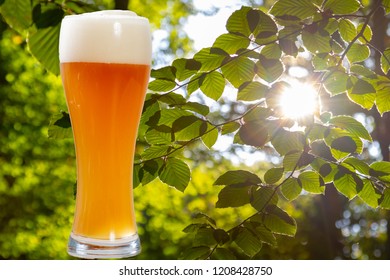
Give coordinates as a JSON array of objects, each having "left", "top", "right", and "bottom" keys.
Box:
[{"left": 59, "top": 10, "right": 152, "bottom": 65}]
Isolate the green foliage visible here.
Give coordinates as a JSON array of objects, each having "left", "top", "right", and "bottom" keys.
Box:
[{"left": 2, "top": 0, "right": 390, "bottom": 260}]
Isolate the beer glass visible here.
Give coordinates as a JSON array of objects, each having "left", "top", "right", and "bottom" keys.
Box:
[{"left": 59, "top": 10, "right": 151, "bottom": 259}]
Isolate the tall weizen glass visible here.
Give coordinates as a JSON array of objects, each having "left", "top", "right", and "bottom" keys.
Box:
[{"left": 59, "top": 10, "right": 151, "bottom": 259}]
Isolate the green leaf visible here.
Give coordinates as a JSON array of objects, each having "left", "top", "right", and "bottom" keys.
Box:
[
  {"left": 239, "top": 121, "right": 269, "bottom": 147},
  {"left": 323, "top": 70, "right": 350, "bottom": 95},
  {"left": 343, "top": 157, "right": 370, "bottom": 175},
  {"left": 201, "top": 124, "right": 219, "bottom": 149},
  {"left": 251, "top": 223, "right": 277, "bottom": 246},
  {"left": 331, "top": 136, "right": 358, "bottom": 154},
  {"left": 213, "top": 33, "right": 250, "bottom": 54},
  {"left": 192, "top": 212, "right": 216, "bottom": 226},
  {"left": 222, "top": 56, "right": 256, "bottom": 88},
  {"left": 159, "top": 158, "right": 190, "bottom": 192},
  {"left": 370, "top": 161, "right": 390, "bottom": 181},
  {"left": 222, "top": 121, "right": 240, "bottom": 135},
  {"left": 181, "top": 102, "right": 209, "bottom": 116},
  {"left": 376, "top": 83, "right": 390, "bottom": 115},
  {"left": 250, "top": 186, "right": 278, "bottom": 211},
  {"left": 216, "top": 185, "right": 251, "bottom": 208},
  {"left": 255, "top": 57, "right": 284, "bottom": 83},
  {"left": 380, "top": 48, "right": 390, "bottom": 75},
  {"left": 333, "top": 169, "right": 359, "bottom": 199},
  {"left": 214, "top": 170, "right": 262, "bottom": 186},
  {"left": 172, "top": 58, "right": 201, "bottom": 81},
  {"left": 272, "top": 129, "right": 305, "bottom": 156},
  {"left": 281, "top": 177, "right": 302, "bottom": 201},
  {"left": 350, "top": 79, "right": 375, "bottom": 95},
  {"left": 237, "top": 81, "right": 269, "bottom": 101},
  {"left": 383, "top": 0, "right": 390, "bottom": 14},
  {"left": 346, "top": 43, "right": 370, "bottom": 63},
  {"left": 28, "top": 24, "right": 61, "bottom": 75},
  {"left": 193, "top": 47, "right": 228, "bottom": 71},
  {"left": 270, "top": 0, "right": 317, "bottom": 20},
  {"left": 302, "top": 27, "right": 331, "bottom": 54},
  {"left": 264, "top": 167, "right": 284, "bottom": 184},
  {"left": 298, "top": 171, "right": 325, "bottom": 194},
  {"left": 156, "top": 92, "right": 186, "bottom": 105},
  {"left": 199, "top": 71, "right": 225, "bottom": 101},
  {"left": 226, "top": 6, "right": 252, "bottom": 37},
  {"left": 141, "top": 145, "right": 170, "bottom": 161},
  {"left": 173, "top": 117, "right": 205, "bottom": 142},
  {"left": 145, "top": 129, "right": 172, "bottom": 145},
  {"left": 193, "top": 227, "right": 217, "bottom": 247},
  {"left": 329, "top": 115, "right": 372, "bottom": 141},
  {"left": 151, "top": 66, "right": 176, "bottom": 81},
  {"left": 261, "top": 43, "right": 282, "bottom": 59},
  {"left": 263, "top": 205, "right": 297, "bottom": 236},
  {"left": 0, "top": 0, "right": 32, "bottom": 34},
  {"left": 187, "top": 73, "right": 203, "bottom": 95},
  {"left": 213, "top": 229, "right": 230, "bottom": 245},
  {"left": 323, "top": 0, "right": 361, "bottom": 15},
  {"left": 339, "top": 19, "right": 357, "bottom": 42},
  {"left": 346, "top": 91, "right": 376, "bottom": 111},
  {"left": 148, "top": 79, "right": 177, "bottom": 92},
  {"left": 137, "top": 159, "right": 163, "bottom": 186},
  {"left": 234, "top": 227, "right": 262, "bottom": 257},
  {"left": 47, "top": 111, "right": 72, "bottom": 139},
  {"left": 358, "top": 180, "right": 381, "bottom": 208},
  {"left": 283, "top": 151, "right": 314, "bottom": 171},
  {"left": 380, "top": 189, "right": 390, "bottom": 210},
  {"left": 252, "top": 10, "right": 278, "bottom": 44},
  {"left": 357, "top": 23, "right": 373, "bottom": 43}
]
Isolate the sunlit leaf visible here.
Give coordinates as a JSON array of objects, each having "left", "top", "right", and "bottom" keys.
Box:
[
  {"left": 252, "top": 10, "right": 278, "bottom": 44},
  {"left": 47, "top": 111, "right": 72, "bottom": 139},
  {"left": 213, "top": 33, "right": 250, "bottom": 54},
  {"left": 339, "top": 19, "right": 357, "bottom": 42},
  {"left": 181, "top": 102, "right": 209, "bottom": 116},
  {"left": 250, "top": 186, "right": 278, "bottom": 211},
  {"left": 333, "top": 169, "right": 359, "bottom": 199},
  {"left": 263, "top": 205, "right": 297, "bottom": 236},
  {"left": 237, "top": 81, "right": 269, "bottom": 101},
  {"left": 380, "top": 48, "right": 390, "bottom": 75},
  {"left": 239, "top": 121, "right": 269, "bottom": 147},
  {"left": 151, "top": 66, "right": 176, "bottom": 81},
  {"left": 148, "top": 79, "right": 177, "bottom": 92},
  {"left": 222, "top": 56, "right": 256, "bottom": 88},
  {"left": 323, "top": 0, "right": 361, "bottom": 14},
  {"left": 323, "top": 70, "right": 350, "bottom": 95},
  {"left": 141, "top": 145, "right": 170, "bottom": 161},
  {"left": 358, "top": 180, "right": 381, "bottom": 208},
  {"left": 329, "top": 115, "right": 372, "bottom": 141},
  {"left": 214, "top": 170, "right": 262, "bottom": 186},
  {"left": 343, "top": 157, "right": 370, "bottom": 175},
  {"left": 222, "top": 121, "right": 240, "bottom": 135},
  {"left": 376, "top": 83, "right": 390, "bottom": 115},
  {"left": 199, "top": 71, "right": 225, "bottom": 101},
  {"left": 272, "top": 129, "right": 305, "bottom": 156},
  {"left": 270, "top": 0, "right": 317, "bottom": 20},
  {"left": 226, "top": 6, "right": 252, "bottom": 37},
  {"left": 172, "top": 58, "right": 201, "bottom": 81},
  {"left": 302, "top": 27, "right": 331, "bottom": 54},
  {"left": 357, "top": 23, "right": 373, "bottom": 43},
  {"left": 255, "top": 56, "right": 284, "bottom": 83},
  {"left": 383, "top": 0, "right": 390, "bottom": 14},
  {"left": 159, "top": 157, "right": 191, "bottom": 192},
  {"left": 28, "top": 24, "right": 61, "bottom": 75},
  {"left": 0, "top": 0, "right": 31, "bottom": 34},
  {"left": 350, "top": 79, "right": 375, "bottom": 95},
  {"left": 264, "top": 167, "right": 284, "bottom": 184},
  {"left": 194, "top": 47, "right": 228, "bottom": 71},
  {"left": 201, "top": 123, "right": 219, "bottom": 149},
  {"left": 234, "top": 227, "right": 262, "bottom": 257},
  {"left": 216, "top": 185, "right": 252, "bottom": 208},
  {"left": 380, "top": 189, "right": 390, "bottom": 210},
  {"left": 298, "top": 171, "right": 325, "bottom": 194},
  {"left": 281, "top": 177, "right": 301, "bottom": 201},
  {"left": 346, "top": 43, "right": 370, "bottom": 63},
  {"left": 137, "top": 159, "right": 164, "bottom": 186}
]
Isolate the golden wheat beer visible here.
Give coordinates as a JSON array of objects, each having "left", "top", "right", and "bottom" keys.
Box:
[{"left": 59, "top": 10, "right": 151, "bottom": 259}]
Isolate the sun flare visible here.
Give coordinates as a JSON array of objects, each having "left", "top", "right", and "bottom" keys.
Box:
[{"left": 279, "top": 81, "right": 318, "bottom": 119}]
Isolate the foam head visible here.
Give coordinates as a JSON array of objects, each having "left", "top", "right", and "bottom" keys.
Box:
[{"left": 59, "top": 10, "right": 152, "bottom": 65}]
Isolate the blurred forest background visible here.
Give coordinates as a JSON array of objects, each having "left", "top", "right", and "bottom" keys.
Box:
[{"left": 1, "top": 0, "right": 390, "bottom": 260}]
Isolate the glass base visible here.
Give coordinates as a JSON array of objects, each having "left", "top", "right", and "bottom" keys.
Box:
[{"left": 67, "top": 232, "right": 141, "bottom": 259}]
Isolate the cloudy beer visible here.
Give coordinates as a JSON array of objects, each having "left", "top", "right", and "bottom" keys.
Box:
[{"left": 59, "top": 11, "right": 151, "bottom": 258}]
